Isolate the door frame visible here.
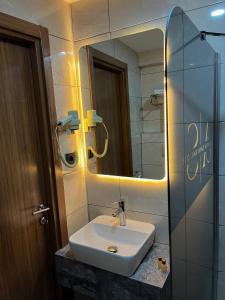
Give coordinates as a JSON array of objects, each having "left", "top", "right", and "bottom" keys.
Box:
[
  {"left": 87, "top": 46, "right": 133, "bottom": 176},
  {"left": 0, "top": 12, "right": 68, "bottom": 248}
]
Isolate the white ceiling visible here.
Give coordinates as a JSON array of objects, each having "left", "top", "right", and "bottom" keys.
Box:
[{"left": 119, "top": 29, "right": 164, "bottom": 53}]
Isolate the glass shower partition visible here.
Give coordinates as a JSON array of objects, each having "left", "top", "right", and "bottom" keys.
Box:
[{"left": 166, "top": 7, "right": 218, "bottom": 300}]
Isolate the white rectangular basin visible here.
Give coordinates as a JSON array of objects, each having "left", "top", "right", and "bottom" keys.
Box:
[{"left": 69, "top": 215, "right": 155, "bottom": 277}]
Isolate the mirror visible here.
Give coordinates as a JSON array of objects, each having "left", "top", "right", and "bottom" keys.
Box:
[{"left": 80, "top": 29, "right": 166, "bottom": 180}]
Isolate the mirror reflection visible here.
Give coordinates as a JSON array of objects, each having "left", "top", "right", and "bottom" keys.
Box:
[{"left": 81, "top": 29, "right": 165, "bottom": 180}]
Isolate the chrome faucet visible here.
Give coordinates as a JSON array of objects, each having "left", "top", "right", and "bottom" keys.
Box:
[{"left": 112, "top": 201, "right": 126, "bottom": 226}]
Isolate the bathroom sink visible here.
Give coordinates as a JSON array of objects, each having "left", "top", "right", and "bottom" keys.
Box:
[{"left": 69, "top": 215, "right": 155, "bottom": 277}]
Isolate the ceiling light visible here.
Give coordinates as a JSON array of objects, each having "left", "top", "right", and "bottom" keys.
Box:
[{"left": 211, "top": 9, "right": 225, "bottom": 17}]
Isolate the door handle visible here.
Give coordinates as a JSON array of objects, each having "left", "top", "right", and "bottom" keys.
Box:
[{"left": 32, "top": 204, "right": 50, "bottom": 215}]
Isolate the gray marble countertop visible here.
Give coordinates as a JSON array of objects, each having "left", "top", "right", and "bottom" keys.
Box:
[{"left": 55, "top": 243, "right": 170, "bottom": 299}]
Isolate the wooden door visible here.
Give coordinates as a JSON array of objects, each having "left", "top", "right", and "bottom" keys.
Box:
[
  {"left": 88, "top": 48, "right": 133, "bottom": 177},
  {"left": 0, "top": 13, "right": 67, "bottom": 300}
]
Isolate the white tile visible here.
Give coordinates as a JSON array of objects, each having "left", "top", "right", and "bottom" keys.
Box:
[
  {"left": 88, "top": 204, "right": 113, "bottom": 220},
  {"left": 139, "top": 48, "right": 164, "bottom": 70},
  {"left": 184, "top": 66, "right": 214, "bottom": 123},
  {"left": 167, "top": 70, "right": 183, "bottom": 124},
  {"left": 141, "top": 72, "right": 164, "bottom": 98},
  {"left": 219, "top": 63, "right": 225, "bottom": 121},
  {"left": 0, "top": 0, "right": 73, "bottom": 40},
  {"left": 217, "top": 271, "right": 225, "bottom": 300},
  {"left": 219, "top": 176, "right": 225, "bottom": 225},
  {"left": 142, "top": 132, "right": 164, "bottom": 143},
  {"left": 81, "top": 88, "right": 92, "bottom": 112},
  {"left": 71, "top": 0, "right": 109, "bottom": 41},
  {"left": 78, "top": 47, "right": 90, "bottom": 89},
  {"left": 183, "top": 13, "right": 215, "bottom": 70},
  {"left": 128, "top": 71, "right": 141, "bottom": 97},
  {"left": 143, "top": 120, "right": 163, "bottom": 133},
  {"left": 92, "top": 40, "right": 116, "bottom": 57},
  {"left": 142, "top": 142, "right": 164, "bottom": 165},
  {"left": 131, "top": 121, "right": 142, "bottom": 137},
  {"left": 86, "top": 173, "right": 120, "bottom": 206},
  {"left": 131, "top": 144, "right": 142, "bottom": 176},
  {"left": 142, "top": 97, "right": 164, "bottom": 121},
  {"left": 119, "top": 179, "right": 168, "bottom": 216},
  {"left": 64, "top": 168, "right": 87, "bottom": 216},
  {"left": 126, "top": 211, "right": 169, "bottom": 244},
  {"left": 187, "top": 2, "right": 225, "bottom": 64},
  {"left": 115, "top": 40, "right": 139, "bottom": 72},
  {"left": 186, "top": 219, "right": 214, "bottom": 268},
  {"left": 49, "top": 36, "right": 75, "bottom": 86},
  {"left": 129, "top": 97, "right": 142, "bottom": 122},
  {"left": 67, "top": 205, "right": 89, "bottom": 236},
  {"left": 218, "top": 226, "right": 225, "bottom": 272},
  {"left": 170, "top": 217, "right": 186, "bottom": 261},
  {"left": 219, "top": 122, "right": 225, "bottom": 175},
  {"left": 141, "top": 64, "right": 164, "bottom": 75},
  {"left": 143, "top": 164, "right": 165, "bottom": 180},
  {"left": 172, "top": 259, "right": 185, "bottom": 300},
  {"left": 74, "top": 33, "right": 111, "bottom": 49},
  {"left": 110, "top": 18, "right": 166, "bottom": 40},
  {"left": 109, "top": 0, "right": 223, "bottom": 32},
  {"left": 54, "top": 85, "right": 78, "bottom": 120},
  {"left": 109, "top": 0, "right": 168, "bottom": 32}
]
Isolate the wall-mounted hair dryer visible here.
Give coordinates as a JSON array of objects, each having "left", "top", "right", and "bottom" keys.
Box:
[
  {"left": 57, "top": 110, "right": 80, "bottom": 134},
  {"left": 84, "top": 110, "right": 109, "bottom": 159},
  {"left": 55, "top": 110, "right": 80, "bottom": 168}
]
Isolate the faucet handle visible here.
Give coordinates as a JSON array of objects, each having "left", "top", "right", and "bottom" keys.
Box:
[
  {"left": 111, "top": 196, "right": 127, "bottom": 205},
  {"left": 112, "top": 200, "right": 126, "bottom": 211}
]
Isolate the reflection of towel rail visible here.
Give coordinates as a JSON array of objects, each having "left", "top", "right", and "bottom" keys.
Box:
[{"left": 149, "top": 92, "right": 164, "bottom": 106}]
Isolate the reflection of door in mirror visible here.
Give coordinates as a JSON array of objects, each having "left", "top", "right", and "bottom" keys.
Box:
[
  {"left": 88, "top": 47, "right": 133, "bottom": 177},
  {"left": 84, "top": 29, "right": 165, "bottom": 180}
]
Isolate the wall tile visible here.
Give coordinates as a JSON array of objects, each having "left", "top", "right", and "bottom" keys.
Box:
[
  {"left": 187, "top": 263, "right": 212, "bottom": 300},
  {"left": 71, "top": 0, "right": 109, "bottom": 41},
  {"left": 143, "top": 165, "right": 164, "bottom": 179},
  {"left": 93, "top": 39, "right": 116, "bottom": 57},
  {"left": 128, "top": 71, "right": 141, "bottom": 97},
  {"left": 139, "top": 48, "right": 164, "bottom": 70},
  {"left": 54, "top": 85, "right": 78, "bottom": 120},
  {"left": 142, "top": 142, "right": 164, "bottom": 165},
  {"left": 129, "top": 97, "right": 142, "bottom": 122},
  {"left": 0, "top": 0, "right": 73, "bottom": 40},
  {"left": 64, "top": 168, "right": 87, "bottom": 216},
  {"left": 126, "top": 211, "right": 169, "bottom": 244},
  {"left": 50, "top": 36, "right": 75, "bottom": 86},
  {"left": 219, "top": 63, "right": 225, "bottom": 121},
  {"left": 143, "top": 120, "right": 162, "bottom": 133},
  {"left": 187, "top": 2, "right": 225, "bottom": 64},
  {"left": 218, "top": 225, "right": 225, "bottom": 272},
  {"left": 219, "top": 176, "right": 225, "bottom": 225},
  {"left": 109, "top": 0, "right": 223, "bottom": 32},
  {"left": 115, "top": 40, "right": 139, "bottom": 72},
  {"left": 110, "top": 17, "right": 166, "bottom": 40},
  {"left": 67, "top": 205, "right": 89, "bottom": 236},
  {"left": 78, "top": 47, "right": 90, "bottom": 89},
  {"left": 219, "top": 122, "right": 225, "bottom": 175},
  {"left": 86, "top": 173, "right": 120, "bottom": 206},
  {"left": 142, "top": 97, "right": 163, "bottom": 121},
  {"left": 184, "top": 66, "right": 214, "bottom": 123},
  {"left": 142, "top": 132, "right": 164, "bottom": 143},
  {"left": 217, "top": 271, "right": 225, "bottom": 300},
  {"left": 120, "top": 179, "right": 168, "bottom": 216},
  {"left": 186, "top": 219, "right": 214, "bottom": 267},
  {"left": 141, "top": 72, "right": 164, "bottom": 98}
]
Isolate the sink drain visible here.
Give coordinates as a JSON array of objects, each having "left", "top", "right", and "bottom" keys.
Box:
[{"left": 107, "top": 245, "right": 118, "bottom": 253}]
